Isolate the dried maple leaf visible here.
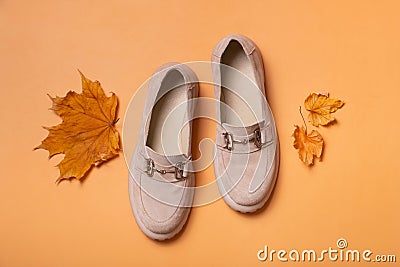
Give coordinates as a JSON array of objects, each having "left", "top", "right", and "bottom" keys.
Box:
[
  {"left": 35, "top": 71, "right": 120, "bottom": 182},
  {"left": 304, "top": 93, "right": 344, "bottom": 126},
  {"left": 292, "top": 125, "right": 324, "bottom": 165}
]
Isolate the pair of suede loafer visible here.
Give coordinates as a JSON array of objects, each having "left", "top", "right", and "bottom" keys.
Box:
[{"left": 128, "top": 34, "right": 279, "bottom": 240}]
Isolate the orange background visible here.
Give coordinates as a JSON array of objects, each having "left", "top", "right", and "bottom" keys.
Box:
[{"left": 1, "top": 0, "right": 399, "bottom": 266}]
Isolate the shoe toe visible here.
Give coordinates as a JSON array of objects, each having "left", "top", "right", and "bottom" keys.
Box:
[
  {"left": 215, "top": 142, "right": 277, "bottom": 208},
  {"left": 129, "top": 169, "right": 194, "bottom": 237}
]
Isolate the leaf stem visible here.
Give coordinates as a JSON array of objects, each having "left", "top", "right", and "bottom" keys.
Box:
[
  {"left": 299, "top": 106, "right": 307, "bottom": 132},
  {"left": 110, "top": 118, "right": 120, "bottom": 126}
]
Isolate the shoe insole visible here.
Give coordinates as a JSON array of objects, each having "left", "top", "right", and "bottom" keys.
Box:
[
  {"left": 146, "top": 70, "right": 189, "bottom": 156},
  {"left": 221, "top": 41, "right": 264, "bottom": 126}
]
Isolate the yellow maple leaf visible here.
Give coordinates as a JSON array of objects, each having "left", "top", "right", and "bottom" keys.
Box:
[
  {"left": 304, "top": 93, "right": 344, "bottom": 126},
  {"left": 292, "top": 125, "right": 324, "bottom": 165},
  {"left": 35, "top": 71, "right": 120, "bottom": 182}
]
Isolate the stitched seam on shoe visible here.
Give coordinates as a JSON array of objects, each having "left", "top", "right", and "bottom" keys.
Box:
[{"left": 139, "top": 172, "right": 187, "bottom": 224}]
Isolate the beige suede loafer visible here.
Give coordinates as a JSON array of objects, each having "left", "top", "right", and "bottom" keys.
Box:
[
  {"left": 212, "top": 34, "right": 279, "bottom": 213},
  {"left": 128, "top": 63, "right": 198, "bottom": 240}
]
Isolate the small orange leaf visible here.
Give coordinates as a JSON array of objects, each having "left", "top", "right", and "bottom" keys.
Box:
[
  {"left": 304, "top": 93, "right": 344, "bottom": 126},
  {"left": 35, "top": 71, "right": 120, "bottom": 182},
  {"left": 292, "top": 125, "right": 324, "bottom": 165}
]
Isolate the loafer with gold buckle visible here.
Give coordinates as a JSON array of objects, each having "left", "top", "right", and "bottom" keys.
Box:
[
  {"left": 128, "top": 62, "right": 198, "bottom": 240},
  {"left": 212, "top": 34, "right": 279, "bottom": 213}
]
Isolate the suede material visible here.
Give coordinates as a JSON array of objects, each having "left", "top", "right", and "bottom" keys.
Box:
[
  {"left": 212, "top": 34, "right": 279, "bottom": 211},
  {"left": 129, "top": 62, "right": 198, "bottom": 238},
  {"left": 215, "top": 147, "right": 277, "bottom": 206},
  {"left": 130, "top": 167, "right": 194, "bottom": 234}
]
